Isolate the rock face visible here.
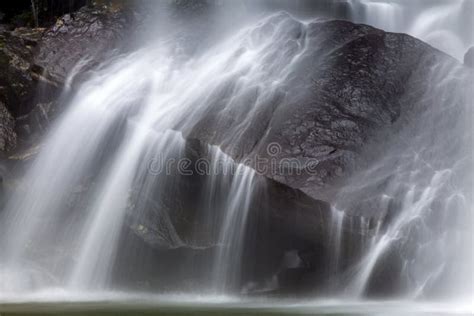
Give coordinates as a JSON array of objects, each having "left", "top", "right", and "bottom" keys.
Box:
[
  {"left": 0, "top": 4, "right": 135, "bottom": 152},
  {"left": 0, "top": 101, "right": 16, "bottom": 151},
  {"left": 34, "top": 5, "right": 134, "bottom": 85},
  {"left": 176, "top": 14, "right": 470, "bottom": 295},
  {"left": 185, "top": 13, "right": 468, "bottom": 203},
  {"left": 0, "top": 6, "right": 471, "bottom": 296},
  {"left": 116, "top": 139, "right": 334, "bottom": 292},
  {"left": 0, "top": 27, "right": 45, "bottom": 151}
]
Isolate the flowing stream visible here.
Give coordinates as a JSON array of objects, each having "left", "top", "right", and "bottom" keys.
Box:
[
  {"left": 0, "top": 1, "right": 472, "bottom": 314},
  {"left": 0, "top": 13, "right": 309, "bottom": 294},
  {"left": 347, "top": 0, "right": 473, "bottom": 60}
]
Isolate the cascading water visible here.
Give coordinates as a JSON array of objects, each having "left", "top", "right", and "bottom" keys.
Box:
[
  {"left": 0, "top": 13, "right": 311, "bottom": 295},
  {"left": 329, "top": 208, "right": 344, "bottom": 276},
  {"left": 212, "top": 164, "right": 256, "bottom": 292},
  {"left": 329, "top": 57, "right": 473, "bottom": 299},
  {"left": 0, "top": 1, "right": 472, "bottom": 313},
  {"left": 346, "top": 0, "right": 473, "bottom": 60}
]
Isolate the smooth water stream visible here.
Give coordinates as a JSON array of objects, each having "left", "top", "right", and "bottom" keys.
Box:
[
  {"left": 346, "top": 0, "right": 473, "bottom": 60},
  {"left": 0, "top": 13, "right": 311, "bottom": 294},
  {"left": 0, "top": 0, "right": 472, "bottom": 314}
]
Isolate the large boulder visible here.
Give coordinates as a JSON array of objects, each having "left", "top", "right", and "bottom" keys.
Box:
[
  {"left": 119, "top": 138, "right": 334, "bottom": 292},
  {"left": 124, "top": 137, "right": 332, "bottom": 248},
  {"left": 45, "top": 12, "right": 468, "bottom": 294},
  {"left": 176, "top": 14, "right": 471, "bottom": 295},
  {"left": 1, "top": 7, "right": 470, "bottom": 296},
  {"left": 184, "top": 13, "right": 469, "bottom": 204}
]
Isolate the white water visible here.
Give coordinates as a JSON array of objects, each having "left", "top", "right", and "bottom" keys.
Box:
[
  {"left": 329, "top": 208, "right": 344, "bottom": 276},
  {"left": 350, "top": 171, "right": 448, "bottom": 296},
  {"left": 331, "top": 57, "right": 473, "bottom": 299},
  {"left": 0, "top": 13, "right": 310, "bottom": 294},
  {"left": 347, "top": 0, "right": 473, "bottom": 60},
  {"left": 0, "top": 1, "right": 472, "bottom": 308},
  {"left": 213, "top": 165, "right": 256, "bottom": 292},
  {"left": 296, "top": 0, "right": 473, "bottom": 300}
]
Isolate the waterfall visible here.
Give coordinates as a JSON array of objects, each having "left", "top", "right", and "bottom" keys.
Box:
[
  {"left": 350, "top": 170, "right": 452, "bottom": 296},
  {"left": 0, "top": 3, "right": 471, "bottom": 305},
  {"left": 346, "top": 0, "right": 473, "bottom": 60},
  {"left": 0, "top": 13, "right": 308, "bottom": 295},
  {"left": 68, "top": 131, "right": 186, "bottom": 289},
  {"left": 337, "top": 59, "right": 473, "bottom": 298},
  {"left": 212, "top": 165, "right": 256, "bottom": 292},
  {"left": 329, "top": 208, "right": 344, "bottom": 276},
  {"left": 349, "top": 0, "right": 404, "bottom": 32}
]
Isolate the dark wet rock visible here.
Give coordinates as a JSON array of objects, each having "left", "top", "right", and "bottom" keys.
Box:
[
  {"left": 0, "top": 27, "right": 45, "bottom": 117},
  {"left": 118, "top": 137, "right": 338, "bottom": 291},
  {"left": 125, "top": 139, "right": 332, "bottom": 252},
  {"left": 34, "top": 5, "right": 134, "bottom": 85},
  {"left": 93, "top": 14, "right": 471, "bottom": 294},
  {"left": 464, "top": 46, "right": 474, "bottom": 68},
  {"left": 185, "top": 14, "right": 465, "bottom": 203},
  {"left": 15, "top": 101, "right": 56, "bottom": 145},
  {"left": 0, "top": 26, "right": 59, "bottom": 152},
  {"left": 0, "top": 8, "right": 469, "bottom": 296},
  {"left": 0, "top": 101, "right": 16, "bottom": 151},
  {"left": 176, "top": 15, "right": 472, "bottom": 295},
  {"left": 0, "top": 4, "right": 136, "bottom": 152}
]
